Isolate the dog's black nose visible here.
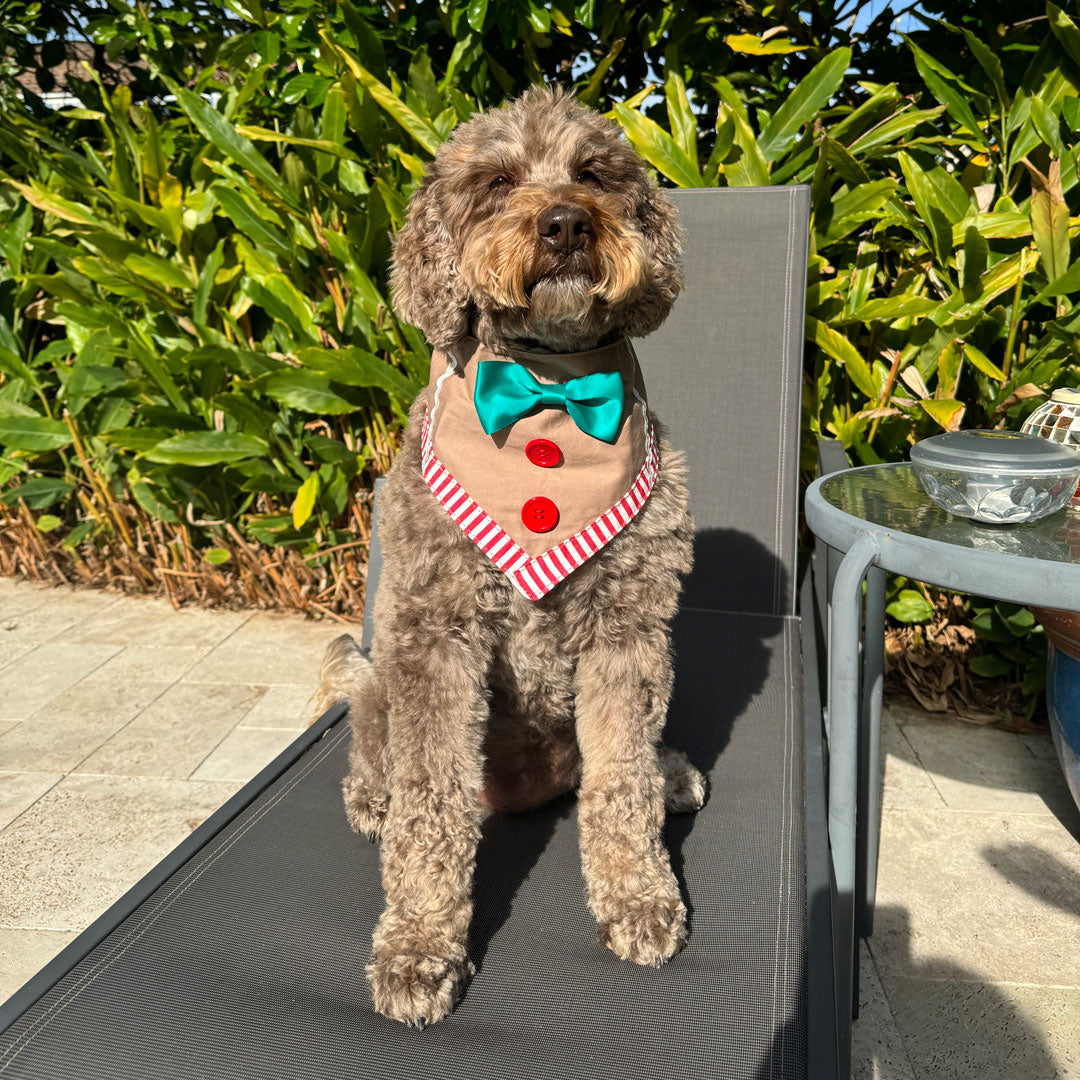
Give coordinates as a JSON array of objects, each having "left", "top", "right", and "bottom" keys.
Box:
[{"left": 537, "top": 204, "right": 593, "bottom": 254}]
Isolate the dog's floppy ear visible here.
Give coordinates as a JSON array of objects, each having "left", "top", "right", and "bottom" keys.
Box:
[
  {"left": 622, "top": 185, "right": 685, "bottom": 339},
  {"left": 389, "top": 173, "right": 471, "bottom": 349}
]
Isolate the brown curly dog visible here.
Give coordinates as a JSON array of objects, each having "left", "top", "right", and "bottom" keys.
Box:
[{"left": 315, "top": 86, "right": 706, "bottom": 1028}]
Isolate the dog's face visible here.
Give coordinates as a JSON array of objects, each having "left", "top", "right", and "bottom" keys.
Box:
[{"left": 390, "top": 87, "right": 684, "bottom": 352}]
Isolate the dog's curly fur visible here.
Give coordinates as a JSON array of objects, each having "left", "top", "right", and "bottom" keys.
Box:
[{"left": 314, "top": 86, "right": 704, "bottom": 1028}]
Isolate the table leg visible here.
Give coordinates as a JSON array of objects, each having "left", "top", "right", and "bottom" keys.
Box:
[
  {"left": 828, "top": 534, "right": 879, "bottom": 1072},
  {"left": 858, "top": 566, "right": 886, "bottom": 942}
]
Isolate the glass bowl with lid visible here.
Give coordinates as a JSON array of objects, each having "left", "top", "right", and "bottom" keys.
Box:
[{"left": 909, "top": 429, "right": 1080, "bottom": 524}]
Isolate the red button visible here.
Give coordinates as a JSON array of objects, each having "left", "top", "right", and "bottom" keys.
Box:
[
  {"left": 526, "top": 438, "right": 562, "bottom": 468},
  {"left": 521, "top": 496, "right": 559, "bottom": 533}
]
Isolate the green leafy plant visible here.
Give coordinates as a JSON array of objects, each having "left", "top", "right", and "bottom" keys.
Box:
[
  {"left": 608, "top": 10, "right": 1080, "bottom": 481},
  {"left": 0, "top": 0, "right": 1076, "bottom": 646},
  {"left": 969, "top": 599, "right": 1047, "bottom": 711}
]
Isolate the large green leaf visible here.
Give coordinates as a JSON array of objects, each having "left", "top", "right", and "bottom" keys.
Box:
[
  {"left": 933, "top": 249, "right": 1037, "bottom": 324},
  {"left": 327, "top": 36, "right": 443, "bottom": 155},
  {"left": 898, "top": 152, "right": 954, "bottom": 263},
  {"left": 818, "top": 178, "right": 896, "bottom": 244},
  {"left": 849, "top": 295, "right": 941, "bottom": 323},
  {"left": 904, "top": 37, "right": 988, "bottom": 148},
  {"left": 611, "top": 104, "right": 703, "bottom": 187},
  {"left": 758, "top": 47, "right": 850, "bottom": 162},
  {"left": 806, "top": 316, "right": 877, "bottom": 400},
  {"left": 211, "top": 183, "right": 290, "bottom": 254},
  {"left": 921, "top": 398, "right": 965, "bottom": 430},
  {"left": 145, "top": 430, "right": 268, "bottom": 465},
  {"left": 664, "top": 71, "right": 698, "bottom": 164},
  {"left": 1048, "top": 3, "right": 1080, "bottom": 72},
  {"left": 1030, "top": 160, "right": 1071, "bottom": 286},
  {"left": 1, "top": 476, "right": 74, "bottom": 510},
  {"left": 846, "top": 106, "right": 946, "bottom": 155},
  {"left": 124, "top": 253, "right": 193, "bottom": 292},
  {"left": 236, "top": 125, "right": 361, "bottom": 161},
  {"left": 961, "top": 28, "right": 1006, "bottom": 110},
  {"left": 887, "top": 589, "right": 934, "bottom": 623},
  {"left": 296, "top": 346, "right": 420, "bottom": 402},
  {"left": 712, "top": 77, "right": 770, "bottom": 186},
  {"left": 0, "top": 416, "right": 73, "bottom": 452},
  {"left": 167, "top": 82, "right": 293, "bottom": 204},
  {"left": 263, "top": 370, "right": 356, "bottom": 414}
]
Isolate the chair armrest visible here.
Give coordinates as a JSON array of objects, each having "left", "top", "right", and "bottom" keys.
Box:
[{"left": 817, "top": 438, "right": 850, "bottom": 478}]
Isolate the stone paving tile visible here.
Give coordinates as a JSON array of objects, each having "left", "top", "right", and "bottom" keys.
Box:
[
  {"left": 75, "top": 682, "right": 266, "bottom": 779},
  {"left": 191, "top": 726, "right": 303, "bottom": 782},
  {"left": 882, "top": 974, "right": 1080, "bottom": 1080},
  {"left": 1022, "top": 732, "right": 1060, "bottom": 760},
  {"left": 0, "top": 678, "right": 170, "bottom": 773},
  {"left": 53, "top": 595, "right": 250, "bottom": 648},
  {"left": 0, "top": 577, "right": 57, "bottom": 618},
  {"left": 0, "top": 587, "right": 122, "bottom": 648},
  {"left": 881, "top": 708, "right": 948, "bottom": 812},
  {"left": 182, "top": 614, "right": 342, "bottom": 685},
  {"left": 0, "top": 928, "right": 78, "bottom": 1001},
  {"left": 0, "top": 773, "right": 239, "bottom": 930},
  {"left": 872, "top": 812, "right": 1080, "bottom": 988},
  {"left": 90, "top": 644, "right": 209, "bottom": 685},
  {"left": 853, "top": 942, "right": 917, "bottom": 1080},
  {"left": 237, "top": 683, "right": 317, "bottom": 730},
  {"left": 0, "top": 640, "right": 35, "bottom": 675},
  {"left": 894, "top": 711, "right": 1077, "bottom": 819},
  {"left": 0, "top": 643, "right": 121, "bottom": 722},
  {"left": 0, "top": 772, "right": 62, "bottom": 832},
  {"left": 0, "top": 719, "right": 17, "bottom": 739}
]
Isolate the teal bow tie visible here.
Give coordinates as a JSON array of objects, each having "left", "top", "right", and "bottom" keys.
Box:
[{"left": 473, "top": 361, "right": 625, "bottom": 444}]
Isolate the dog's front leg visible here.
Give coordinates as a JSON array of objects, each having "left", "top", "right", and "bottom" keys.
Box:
[
  {"left": 574, "top": 622, "right": 686, "bottom": 967},
  {"left": 367, "top": 619, "right": 490, "bottom": 1028}
]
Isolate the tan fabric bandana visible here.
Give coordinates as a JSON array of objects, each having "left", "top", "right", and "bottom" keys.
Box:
[{"left": 420, "top": 336, "right": 659, "bottom": 600}]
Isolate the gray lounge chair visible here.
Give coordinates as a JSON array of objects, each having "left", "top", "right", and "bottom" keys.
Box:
[{"left": 0, "top": 186, "right": 843, "bottom": 1079}]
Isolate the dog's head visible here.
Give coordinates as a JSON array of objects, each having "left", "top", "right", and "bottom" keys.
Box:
[{"left": 390, "top": 86, "right": 684, "bottom": 352}]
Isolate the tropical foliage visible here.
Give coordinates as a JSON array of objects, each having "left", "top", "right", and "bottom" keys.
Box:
[{"left": 0, "top": 1, "right": 1077, "bottom": 688}]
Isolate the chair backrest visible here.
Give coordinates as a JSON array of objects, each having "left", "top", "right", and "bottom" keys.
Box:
[
  {"left": 636, "top": 186, "right": 810, "bottom": 618},
  {"left": 362, "top": 185, "right": 811, "bottom": 648}
]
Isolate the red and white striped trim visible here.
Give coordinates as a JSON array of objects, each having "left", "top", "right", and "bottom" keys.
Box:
[{"left": 420, "top": 409, "right": 660, "bottom": 601}]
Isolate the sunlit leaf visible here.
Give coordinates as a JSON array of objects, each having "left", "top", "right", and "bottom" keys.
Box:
[
  {"left": 611, "top": 104, "right": 703, "bottom": 187},
  {"left": 724, "top": 33, "right": 803, "bottom": 55},
  {"left": 887, "top": 589, "right": 935, "bottom": 623},
  {"left": 758, "top": 48, "right": 850, "bottom": 162},
  {"left": 145, "top": 431, "right": 268, "bottom": 466},
  {"left": 806, "top": 316, "right": 877, "bottom": 399},
  {"left": 292, "top": 471, "right": 319, "bottom": 529},
  {"left": 921, "top": 398, "right": 966, "bottom": 430}
]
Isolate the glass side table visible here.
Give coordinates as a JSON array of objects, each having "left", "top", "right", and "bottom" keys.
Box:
[{"left": 803, "top": 461, "right": 1080, "bottom": 1041}]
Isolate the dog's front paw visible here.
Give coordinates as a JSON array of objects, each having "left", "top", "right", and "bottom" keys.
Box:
[
  {"left": 599, "top": 894, "right": 687, "bottom": 968},
  {"left": 342, "top": 775, "right": 388, "bottom": 841},
  {"left": 367, "top": 948, "right": 474, "bottom": 1028},
  {"left": 660, "top": 746, "right": 707, "bottom": 814}
]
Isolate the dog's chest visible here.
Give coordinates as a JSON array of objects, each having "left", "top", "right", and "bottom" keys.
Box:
[{"left": 420, "top": 337, "right": 660, "bottom": 600}]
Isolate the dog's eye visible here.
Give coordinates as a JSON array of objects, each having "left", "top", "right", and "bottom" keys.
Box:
[
  {"left": 489, "top": 175, "right": 513, "bottom": 190},
  {"left": 576, "top": 169, "right": 602, "bottom": 188}
]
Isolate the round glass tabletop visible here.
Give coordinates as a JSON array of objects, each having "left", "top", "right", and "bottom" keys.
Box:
[
  {"left": 814, "top": 462, "right": 1080, "bottom": 565},
  {"left": 805, "top": 463, "right": 1080, "bottom": 609}
]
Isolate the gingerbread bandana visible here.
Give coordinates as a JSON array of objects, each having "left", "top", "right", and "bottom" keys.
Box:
[{"left": 420, "top": 336, "right": 659, "bottom": 601}]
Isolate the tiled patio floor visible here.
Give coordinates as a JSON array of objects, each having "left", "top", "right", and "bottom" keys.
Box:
[
  {"left": 854, "top": 703, "right": 1080, "bottom": 1079},
  {"left": 1, "top": 576, "right": 1079, "bottom": 1078},
  {"left": 0, "top": 577, "right": 341, "bottom": 995}
]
